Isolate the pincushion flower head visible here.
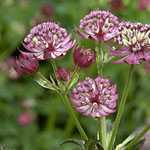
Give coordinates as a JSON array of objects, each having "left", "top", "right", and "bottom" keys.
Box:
[
  {"left": 78, "top": 10, "right": 119, "bottom": 42},
  {"left": 23, "top": 22, "right": 75, "bottom": 60},
  {"left": 73, "top": 47, "right": 96, "bottom": 68},
  {"left": 15, "top": 52, "right": 39, "bottom": 75},
  {"left": 111, "top": 22, "right": 150, "bottom": 64},
  {"left": 71, "top": 77, "right": 118, "bottom": 117}
]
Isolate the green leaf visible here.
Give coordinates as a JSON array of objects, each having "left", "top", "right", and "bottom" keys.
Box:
[
  {"left": 35, "top": 72, "right": 58, "bottom": 91},
  {"left": 67, "top": 72, "right": 79, "bottom": 90},
  {"left": 115, "top": 125, "right": 150, "bottom": 150}
]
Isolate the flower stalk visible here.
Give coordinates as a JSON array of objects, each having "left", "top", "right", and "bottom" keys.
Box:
[
  {"left": 60, "top": 94, "right": 88, "bottom": 141},
  {"left": 50, "top": 61, "right": 88, "bottom": 141},
  {"left": 95, "top": 43, "right": 108, "bottom": 150},
  {"left": 99, "top": 117, "right": 107, "bottom": 150},
  {"left": 108, "top": 65, "right": 134, "bottom": 150}
]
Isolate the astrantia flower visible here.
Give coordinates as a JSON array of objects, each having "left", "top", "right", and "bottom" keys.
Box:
[
  {"left": 71, "top": 77, "right": 118, "bottom": 117},
  {"left": 56, "top": 67, "right": 70, "bottom": 81},
  {"left": 78, "top": 10, "right": 119, "bottom": 41},
  {"left": 15, "top": 52, "right": 39, "bottom": 75},
  {"left": 23, "top": 22, "right": 75, "bottom": 60},
  {"left": 111, "top": 22, "right": 150, "bottom": 64},
  {"left": 73, "top": 47, "right": 96, "bottom": 68}
]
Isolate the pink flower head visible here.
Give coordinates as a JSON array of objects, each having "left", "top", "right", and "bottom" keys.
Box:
[
  {"left": 56, "top": 67, "right": 70, "bottom": 81},
  {"left": 138, "top": 0, "right": 150, "bottom": 10},
  {"left": 18, "top": 112, "right": 34, "bottom": 126},
  {"left": 73, "top": 47, "right": 96, "bottom": 68},
  {"left": 23, "top": 22, "right": 75, "bottom": 60},
  {"left": 71, "top": 77, "right": 118, "bottom": 117},
  {"left": 15, "top": 52, "right": 39, "bottom": 75},
  {"left": 78, "top": 10, "right": 119, "bottom": 42},
  {"left": 111, "top": 22, "right": 150, "bottom": 64}
]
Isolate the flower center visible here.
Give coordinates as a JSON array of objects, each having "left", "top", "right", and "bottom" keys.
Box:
[
  {"left": 46, "top": 43, "right": 54, "bottom": 51},
  {"left": 90, "top": 93, "right": 100, "bottom": 104}
]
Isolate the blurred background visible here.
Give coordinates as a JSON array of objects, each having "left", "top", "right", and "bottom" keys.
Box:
[{"left": 0, "top": 0, "right": 149, "bottom": 149}]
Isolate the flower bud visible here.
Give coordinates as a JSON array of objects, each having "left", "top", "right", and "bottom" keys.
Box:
[
  {"left": 40, "top": 3, "right": 54, "bottom": 17},
  {"left": 56, "top": 67, "right": 70, "bottom": 81},
  {"left": 73, "top": 47, "right": 96, "bottom": 68},
  {"left": 18, "top": 112, "right": 34, "bottom": 126},
  {"left": 109, "top": 0, "right": 124, "bottom": 12},
  {"left": 16, "top": 52, "right": 39, "bottom": 75}
]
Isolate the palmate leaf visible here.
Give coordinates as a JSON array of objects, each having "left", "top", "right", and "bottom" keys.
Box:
[{"left": 35, "top": 72, "right": 58, "bottom": 91}]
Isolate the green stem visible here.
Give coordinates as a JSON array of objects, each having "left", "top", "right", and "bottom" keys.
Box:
[
  {"left": 51, "top": 60, "right": 57, "bottom": 76},
  {"left": 65, "top": 65, "right": 79, "bottom": 94},
  {"left": 60, "top": 94, "right": 88, "bottom": 141},
  {"left": 64, "top": 115, "right": 74, "bottom": 137},
  {"left": 95, "top": 46, "right": 102, "bottom": 75},
  {"left": 50, "top": 61, "right": 87, "bottom": 139},
  {"left": 108, "top": 65, "right": 134, "bottom": 150},
  {"left": 46, "top": 108, "right": 57, "bottom": 131},
  {"left": 100, "top": 117, "right": 107, "bottom": 150},
  {"left": 95, "top": 43, "right": 107, "bottom": 149},
  {"left": 63, "top": 65, "right": 80, "bottom": 137},
  {"left": 125, "top": 125, "right": 150, "bottom": 149}
]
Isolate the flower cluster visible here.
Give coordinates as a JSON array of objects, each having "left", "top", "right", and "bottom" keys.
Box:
[
  {"left": 14, "top": 21, "right": 74, "bottom": 75},
  {"left": 78, "top": 10, "right": 119, "bottom": 41},
  {"left": 71, "top": 77, "right": 118, "bottom": 117},
  {"left": 13, "top": 9, "right": 150, "bottom": 119},
  {"left": 111, "top": 22, "right": 150, "bottom": 64},
  {"left": 23, "top": 22, "right": 75, "bottom": 60}
]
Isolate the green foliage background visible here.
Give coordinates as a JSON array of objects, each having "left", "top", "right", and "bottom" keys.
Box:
[{"left": 0, "top": 0, "right": 149, "bottom": 149}]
